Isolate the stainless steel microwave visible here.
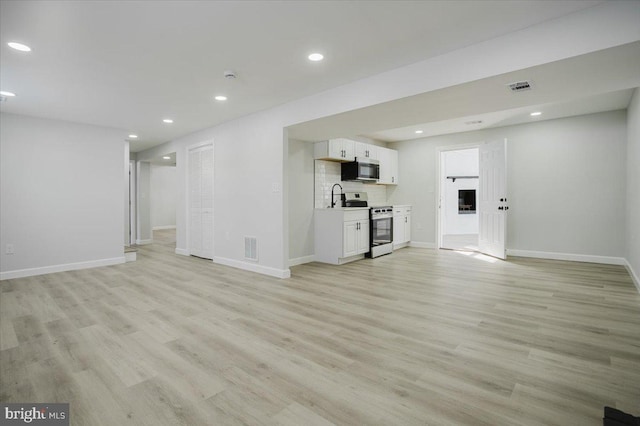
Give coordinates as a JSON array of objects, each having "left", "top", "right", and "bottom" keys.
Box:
[{"left": 341, "top": 157, "right": 380, "bottom": 182}]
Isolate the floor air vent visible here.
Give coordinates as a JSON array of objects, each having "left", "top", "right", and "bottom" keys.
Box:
[
  {"left": 507, "top": 80, "right": 533, "bottom": 92},
  {"left": 244, "top": 237, "right": 258, "bottom": 261}
]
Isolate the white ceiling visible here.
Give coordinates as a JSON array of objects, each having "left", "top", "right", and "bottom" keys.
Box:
[
  {"left": 0, "top": 0, "right": 606, "bottom": 152},
  {"left": 364, "top": 89, "right": 635, "bottom": 142}
]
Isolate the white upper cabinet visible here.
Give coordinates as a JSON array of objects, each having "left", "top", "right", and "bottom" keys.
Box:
[
  {"left": 354, "top": 142, "right": 378, "bottom": 160},
  {"left": 378, "top": 147, "right": 398, "bottom": 185},
  {"left": 314, "top": 138, "right": 355, "bottom": 162},
  {"left": 315, "top": 139, "right": 397, "bottom": 185}
]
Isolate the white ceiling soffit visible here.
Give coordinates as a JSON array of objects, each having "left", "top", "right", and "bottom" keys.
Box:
[
  {"left": 367, "top": 89, "right": 634, "bottom": 142},
  {"left": 286, "top": 42, "right": 640, "bottom": 142},
  {"left": 0, "top": 0, "right": 603, "bottom": 152}
]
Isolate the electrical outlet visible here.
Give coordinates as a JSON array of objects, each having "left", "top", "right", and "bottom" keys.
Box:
[{"left": 6, "top": 244, "right": 15, "bottom": 255}]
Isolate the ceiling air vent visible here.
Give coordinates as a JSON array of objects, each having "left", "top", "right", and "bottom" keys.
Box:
[{"left": 507, "top": 80, "right": 533, "bottom": 92}]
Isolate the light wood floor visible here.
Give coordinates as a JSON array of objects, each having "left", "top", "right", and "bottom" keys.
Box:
[
  {"left": 1, "top": 233, "right": 639, "bottom": 425},
  {"left": 442, "top": 234, "right": 479, "bottom": 251}
]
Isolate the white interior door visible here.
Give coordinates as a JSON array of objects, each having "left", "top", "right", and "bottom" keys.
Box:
[
  {"left": 478, "top": 139, "right": 507, "bottom": 259},
  {"left": 189, "top": 144, "right": 214, "bottom": 259}
]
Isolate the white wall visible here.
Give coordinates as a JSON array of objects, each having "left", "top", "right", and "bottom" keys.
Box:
[
  {"left": 136, "top": 161, "right": 152, "bottom": 244},
  {"left": 288, "top": 140, "right": 315, "bottom": 264},
  {"left": 442, "top": 149, "right": 479, "bottom": 235},
  {"left": 389, "top": 111, "right": 628, "bottom": 261},
  {"left": 626, "top": 88, "right": 640, "bottom": 290},
  {"left": 124, "top": 142, "right": 130, "bottom": 246},
  {"left": 0, "top": 113, "right": 126, "bottom": 279},
  {"left": 150, "top": 164, "right": 176, "bottom": 229},
  {"left": 137, "top": 111, "right": 289, "bottom": 277}
]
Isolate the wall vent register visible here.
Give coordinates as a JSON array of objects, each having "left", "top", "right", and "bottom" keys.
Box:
[
  {"left": 244, "top": 237, "right": 258, "bottom": 261},
  {"left": 507, "top": 80, "right": 533, "bottom": 92}
]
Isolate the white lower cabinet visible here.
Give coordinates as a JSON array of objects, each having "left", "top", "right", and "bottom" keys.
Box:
[
  {"left": 343, "top": 219, "right": 370, "bottom": 257},
  {"left": 393, "top": 205, "right": 411, "bottom": 249},
  {"left": 315, "top": 208, "right": 370, "bottom": 264}
]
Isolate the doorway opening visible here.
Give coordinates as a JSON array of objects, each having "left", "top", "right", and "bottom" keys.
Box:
[
  {"left": 150, "top": 152, "right": 177, "bottom": 250},
  {"left": 439, "top": 147, "right": 479, "bottom": 252}
]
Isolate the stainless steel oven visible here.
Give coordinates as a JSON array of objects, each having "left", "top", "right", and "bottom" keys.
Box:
[{"left": 367, "top": 206, "right": 393, "bottom": 258}]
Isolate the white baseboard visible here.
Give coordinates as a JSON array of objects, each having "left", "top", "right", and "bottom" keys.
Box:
[
  {"left": 624, "top": 259, "right": 640, "bottom": 294},
  {"left": 289, "top": 255, "right": 315, "bottom": 267},
  {"left": 0, "top": 257, "right": 126, "bottom": 280},
  {"left": 175, "top": 248, "right": 190, "bottom": 256},
  {"left": 409, "top": 241, "right": 436, "bottom": 249},
  {"left": 506, "top": 249, "right": 626, "bottom": 265},
  {"left": 136, "top": 239, "right": 153, "bottom": 245},
  {"left": 213, "top": 256, "right": 291, "bottom": 279},
  {"left": 152, "top": 225, "right": 176, "bottom": 230}
]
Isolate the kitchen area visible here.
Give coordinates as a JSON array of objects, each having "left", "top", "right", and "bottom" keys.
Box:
[{"left": 307, "top": 138, "right": 412, "bottom": 266}]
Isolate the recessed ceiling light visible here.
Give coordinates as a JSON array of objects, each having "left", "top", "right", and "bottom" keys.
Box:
[
  {"left": 530, "top": 112, "right": 542, "bottom": 116},
  {"left": 163, "top": 156, "right": 171, "bottom": 160},
  {"left": 163, "top": 119, "right": 174, "bottom": 124},
  {"left": 0, "top": 91, "right": 16, "bottom": 97},
  {"left": 128, "top": 134, "right": 138, "bottom": 139},
  {"left": 308, "top": 53, "right": 324, "bottom": 62},
  {"left": 415, "top": 130, "right": 423, "bottom": 134},
  {"left": 7, "top": 42, "right": 31, "bottom": 52},
  {"left": 214, "top": 95, "right": 227, "bottom": 101}
]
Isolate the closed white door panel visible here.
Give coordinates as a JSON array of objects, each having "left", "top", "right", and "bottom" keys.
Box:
[
  {"left": 478, "top": 139, "right": 507, "bottom": 259},
  {"left": 189, "top": 144, "right": 214, "bottom": 260}
]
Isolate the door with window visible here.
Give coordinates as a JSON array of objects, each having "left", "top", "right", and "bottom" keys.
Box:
[{"left": 189, "top": 144, "right": 214, "bottom": 259}]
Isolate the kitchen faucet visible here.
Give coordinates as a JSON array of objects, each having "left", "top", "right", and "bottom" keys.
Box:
[{"left": 331, "top": 183, "right": 343, "bottom": 208}]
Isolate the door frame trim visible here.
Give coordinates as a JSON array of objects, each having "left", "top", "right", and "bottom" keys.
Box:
[{"left": 435, "top": 143, "right": 480, "bottom": 251}]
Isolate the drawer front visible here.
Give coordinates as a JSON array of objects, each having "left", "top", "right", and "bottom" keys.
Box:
[
  {"left": 344, "top": 209, "right": 369, "bottom": 222},
  {"left": 394, "top": 206, "right": 411, "bottom": 216}
]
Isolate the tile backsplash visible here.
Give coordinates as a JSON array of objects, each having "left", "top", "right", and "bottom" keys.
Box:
[{"left": 315, "top": 160, "right": 387, "bottom": 208}]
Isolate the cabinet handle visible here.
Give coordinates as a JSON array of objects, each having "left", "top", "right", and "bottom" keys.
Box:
[
  {"left": 405, "top": 217, "right": 407, "bottom": 223},
  {"left": 392, "top": 176, "right": 395, "bottom": 183}
]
